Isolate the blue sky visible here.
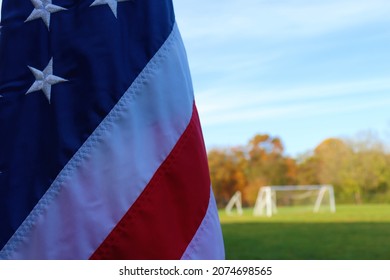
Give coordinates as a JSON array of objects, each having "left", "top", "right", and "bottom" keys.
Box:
[
  {"left": 173, "top": 0, "right": 390, "bottom": 156},
  {"left": 1, "top": 1, "right": 389, "bottom": 156}
]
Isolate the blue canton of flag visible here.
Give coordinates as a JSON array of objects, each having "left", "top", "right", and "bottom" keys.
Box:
[{"left": 0, "top": 0, "right": 224, "bottom": 259}]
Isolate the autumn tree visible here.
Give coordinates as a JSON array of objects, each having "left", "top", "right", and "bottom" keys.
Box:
[
  {"left": 310, "top": 138, "right": 357, "bottom": 202},
  {"left": 296, "top": 151, "right": 320, "bottom": 185},
  {"left": 208, "top": 131, "right": 390, "bottom": 208},
  {"left": 208, "top": 148, "right": 247, "bottom": 207},
  {"left": 297, "top": 135, "right": 390, "bottom": 204},
  {"left": 244, "top": 134, "right": 297, "bottom": 204}
]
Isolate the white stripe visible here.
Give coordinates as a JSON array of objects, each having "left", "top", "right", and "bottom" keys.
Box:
[
  {"left": 0, "top": 24, "right": 195, "bottom": 259},
  {"left": 181, "top": 188, "right": 225, "bottom": 260}
]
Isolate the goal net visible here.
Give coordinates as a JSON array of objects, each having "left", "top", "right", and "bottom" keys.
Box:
[{"left": 253, "top": 185, "right": 336, "bottom": 217}]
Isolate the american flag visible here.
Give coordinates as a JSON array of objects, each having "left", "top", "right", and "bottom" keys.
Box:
[{"left": 0, "top": 0, "right": 224, "bottom": 259}]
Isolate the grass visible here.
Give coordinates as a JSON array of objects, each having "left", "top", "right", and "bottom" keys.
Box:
[{"left": 219, "top": 204, "right": 390, "bottom": 259}]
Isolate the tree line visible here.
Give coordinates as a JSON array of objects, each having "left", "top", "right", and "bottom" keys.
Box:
[{"left": 208, "top": 133, "right": 390, "bottom": 207}]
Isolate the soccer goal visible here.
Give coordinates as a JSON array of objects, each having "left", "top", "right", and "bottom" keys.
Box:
[
  {"left": 225, "top": 191, "right": 243, "bottom": 216},
  {"left": 253, "top": 185, "right": 336, "bottom": 217}
]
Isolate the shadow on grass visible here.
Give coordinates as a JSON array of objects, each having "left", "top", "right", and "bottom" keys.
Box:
[{"left": 222, "top": 222, "right": 390, "bottom": 260}]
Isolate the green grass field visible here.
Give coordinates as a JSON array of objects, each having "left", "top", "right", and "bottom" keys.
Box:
[{"left": 219, "top": 204, "right": 390, "bottom": 259}]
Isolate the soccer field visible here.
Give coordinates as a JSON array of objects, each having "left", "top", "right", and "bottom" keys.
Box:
[{"left": 219, "top": 204, "right": 390, "bottom": 259}]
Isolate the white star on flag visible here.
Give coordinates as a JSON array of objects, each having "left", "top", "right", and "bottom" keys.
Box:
[
  {"left": 25, "top": 0, "right": 67, "bottom": 29},
  {"left": 26, "top": 58, "right": 67, "bottom": 103},
  {"left": 90, "top": 0, "right": 132, "bottom": 18}
]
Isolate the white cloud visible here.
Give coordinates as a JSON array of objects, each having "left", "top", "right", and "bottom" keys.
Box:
[
  {"left": 196, "top": 77, "right": 390, "bottom": 126},
  {"left": 200, "top": 95, "right": 390, "bottom": 126},
  {"left": 182, "top": 1, "right": 390, "bottom": 132},
  {"left": 176, "top": 0, "right": 390, "bottom": 106}
]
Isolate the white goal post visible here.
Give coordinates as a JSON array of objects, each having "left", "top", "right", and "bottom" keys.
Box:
[
  {"left": 225, "top": 191, "right": 243, "bottom": 216},
  {"left": 253, "top": 185, "right": 336, "bottom": 217}
]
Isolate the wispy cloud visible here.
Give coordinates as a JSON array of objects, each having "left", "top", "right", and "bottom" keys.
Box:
[
  {"left": 200, "top": 94, "right": 390, "bottom": 127},
  {"left": 175, "top": 0, "right": 390, "bottom": 133},
  {"left": 197, "top": 77, "right": 390, "bottom": 126},
  {"left": 176, "top": 0, "right": 390, "bottom": 99}
]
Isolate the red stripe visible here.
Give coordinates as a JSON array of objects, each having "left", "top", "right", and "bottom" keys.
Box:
[{"left": 90, "top": 105, "right": 210, "bottom": 259}]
